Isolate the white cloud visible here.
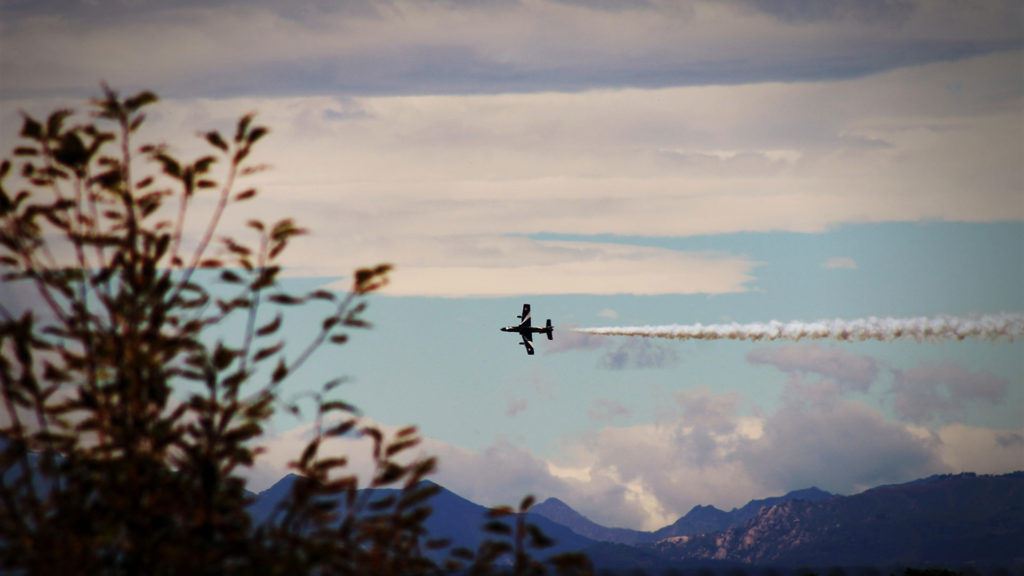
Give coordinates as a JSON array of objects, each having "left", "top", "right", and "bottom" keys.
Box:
[
  {"left": 329, "top": 241, "right": 757, "bottom": 297},
  {"left": 248, "top": 388, "right": 1024, "bottom": 531}
]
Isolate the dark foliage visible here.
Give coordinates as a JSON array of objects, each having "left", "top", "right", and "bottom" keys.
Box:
[{"left": 0, "top": 87, "right": 591, "bottom": 576}]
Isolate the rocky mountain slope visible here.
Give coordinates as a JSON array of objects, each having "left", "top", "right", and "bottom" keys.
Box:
[{"left": 650, "top": 472, "right": 1024, "bottom": 567}]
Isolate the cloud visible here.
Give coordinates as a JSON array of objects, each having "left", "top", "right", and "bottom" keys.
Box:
[
  {"left": 599, "top": 338, "right": 680, "bottom": 370},
  {"left": 247, "top": 391, "right": 1024, "bottom": 531},
  {"left": 916, "top": 423, "right": 1024, "bottom": 474},
  {"left": 730, "top": 0, "right": 916, "bottom": 24},
  {"left": 587, "top": 399, "right": 631, "bottom": 422},
  {"left": 890, "top": 361, "right": 1009, "bottom": 424},
  {"left": 2, "top": 0, "right": 1019, "bottom": 99},
  {"left": 822, "top": 256, "right": 858, "bottom": 269},
  {"left": 737, "top": 386, "right": 944, "bottom": 495},
  {"left": 598, "top": 308, "right": 619, "bottom": 319},
  {"left": 365, "top": 241, "right": 756, "bottom": 297},
  {"left": 6, "top": 46, "right": 1019, "bottom": 298},
  {"left": 747, "top": 345, "right": 878, "bottom": 392}
]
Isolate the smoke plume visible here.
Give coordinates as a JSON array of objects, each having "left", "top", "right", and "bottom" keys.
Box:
[{"left": 575, "top": 313, "right": 1024, "bottom": 343}]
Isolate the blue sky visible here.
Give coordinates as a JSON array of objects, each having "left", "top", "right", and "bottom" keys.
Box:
[{"left": 1, "top": 0, "right": 1022, "bottom": 530}]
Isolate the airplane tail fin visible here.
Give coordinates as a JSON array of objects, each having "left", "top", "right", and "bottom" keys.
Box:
[{"left": 546, "top": 319, "right": 553, "bottom": 340}]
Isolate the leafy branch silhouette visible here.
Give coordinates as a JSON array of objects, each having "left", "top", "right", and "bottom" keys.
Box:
[{"left": 0, "top": 87, "right": 591, "bottom": 576}]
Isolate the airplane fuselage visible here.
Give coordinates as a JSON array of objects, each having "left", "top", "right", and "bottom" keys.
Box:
[
  {"left": 500, "top": 304, "right": 554, "bottom": 355},
  {"left": 501, "top": 325, "right": 553, "bottom": 336}
]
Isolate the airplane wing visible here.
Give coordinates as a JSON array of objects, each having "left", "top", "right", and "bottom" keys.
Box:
[
  {"left": 519, "top": 304, "right": 532, "bottom": 329},
  {"left": 520, "top": 333, "right": 535, "bottom": 355}
]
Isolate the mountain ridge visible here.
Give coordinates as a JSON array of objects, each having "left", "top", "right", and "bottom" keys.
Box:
[
  {"left": 246, "top": 471, "right": 1023, "bottom": 571},
  {"left": 531, "top": 486, "right": 835, "bottom": 544},
  {"left": 651, "top": 472, "right": 1024, "bottom": 567}
]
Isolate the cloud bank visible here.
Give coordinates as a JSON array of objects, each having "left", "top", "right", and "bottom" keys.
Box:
[
  {"left": 249, "top": 389, "right": 1023, "bottom": 531},
  {"left": 2, "top": 0, "right": 1020, "bottom": 98}
]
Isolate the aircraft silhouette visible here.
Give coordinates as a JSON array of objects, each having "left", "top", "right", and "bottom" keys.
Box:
[{"left": 501, "top": 304, "right": 553, "bottom": 355}]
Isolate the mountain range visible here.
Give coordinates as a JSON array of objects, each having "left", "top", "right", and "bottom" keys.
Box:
[{"left": 250, "top": 471, "right": 1024, "bottom": 573}]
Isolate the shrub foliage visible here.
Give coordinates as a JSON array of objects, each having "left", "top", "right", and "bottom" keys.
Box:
[{"left": 0, "top": 87, "right": 590, "bottom": 575}]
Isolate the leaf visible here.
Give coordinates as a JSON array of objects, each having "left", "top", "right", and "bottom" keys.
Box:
[
  {"left": 212, "top": 344, "right": 236, "bottom": 371},
  {"left": 54, "top": 132, "right": 89, "bottom": 174},
  {"left": 368, "top": 495, "right": 396, "bottom": 511},
  {"left": 271, "top": 359, "right": 288, "bottom": 384},
  {"left": 46, "top": 109, "right": 72, "bottom": 138},
  {"left": 155, "top": 153, "right": 182, "bottom": 179},
  {"left": 194, "top": 154, "right": 216, "bottom": 174},
  {"left": 374, "top": 463, "right": 405, "bottom": 486},
  {"left": 323, "top": 378, "right": 346, "bottom": 392},
  {"left": 252, "top": 342, "right": 284, "bottom": 362},
  {"left": 20, "top": 115, "right": 43, "bottom": 140},
  {"left": 129, "top": 114, "right": 146, "bottom": 133},
  {"left": 483, "top": 520, "right": 512, "bottom": 535},
  {"left": 309, "top": 289, "right": 335, "bottom": 301},
  {"left": 487, "top": 506, "right": 514, "bottom": 519},
  {"left": 324, "top": 420, "right": 356, "bottom": 437},
  {"left": 397, "top": 483, "right": 439, "bottom": 512},
  {"left": 234, "top": 188, "right": 256, "bottom": 201},
  {"left": 124, "top": 90, "right": 158, "bottom": 112},
  {"left": 268, "top": 294, "right": 303, "bottom": 305},
  {"left": 220, "top": 269, "right": 243, "bottom": 283},
  {"left": 298, "top": 438, "right": 320, "bottom": 468},
  {"left": 527, "top": 524, "right": 554, "bottom": 549},
  {"left": 256, "top": 314, "right": 282, "bottom": 337},
  {"left": 235, "top": 113, "right": 254, "bottom": 144},
  {"left": 205, "top": 131, "right": 228, "bottom": 152},
  {"left": 320, "top": 400, "right": 357, "bottom": 414},
  {"left": 246, "top": 126, "right": 268, "bottom": 145}
]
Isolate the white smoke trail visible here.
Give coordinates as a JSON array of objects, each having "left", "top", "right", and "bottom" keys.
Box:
[{"left": 574, "top": 313, "right": 1024, "bottom": 343}]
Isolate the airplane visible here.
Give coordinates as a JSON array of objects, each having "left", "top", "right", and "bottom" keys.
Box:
[{"left": 500, "top": 303, "right": 553, "bottom": 355}]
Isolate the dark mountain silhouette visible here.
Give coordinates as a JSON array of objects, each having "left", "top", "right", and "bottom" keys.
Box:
[
  {"left": 248, "top": 474, "right": 596, "bottom": 560},
  {"left": 653, "top": 472, "right": 1024, "bottom": 567},
  {"left": 531, "top": 497, "right": 652, "bottom": 545}
]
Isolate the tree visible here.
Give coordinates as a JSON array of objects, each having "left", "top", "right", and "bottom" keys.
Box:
[{"left": 0, "top": 87, "right": 590, "bottom": 575}]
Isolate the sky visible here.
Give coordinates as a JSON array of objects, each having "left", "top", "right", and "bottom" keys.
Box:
[{"left": 1, "top": 0, "right": 1022, "bottom": 531}]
